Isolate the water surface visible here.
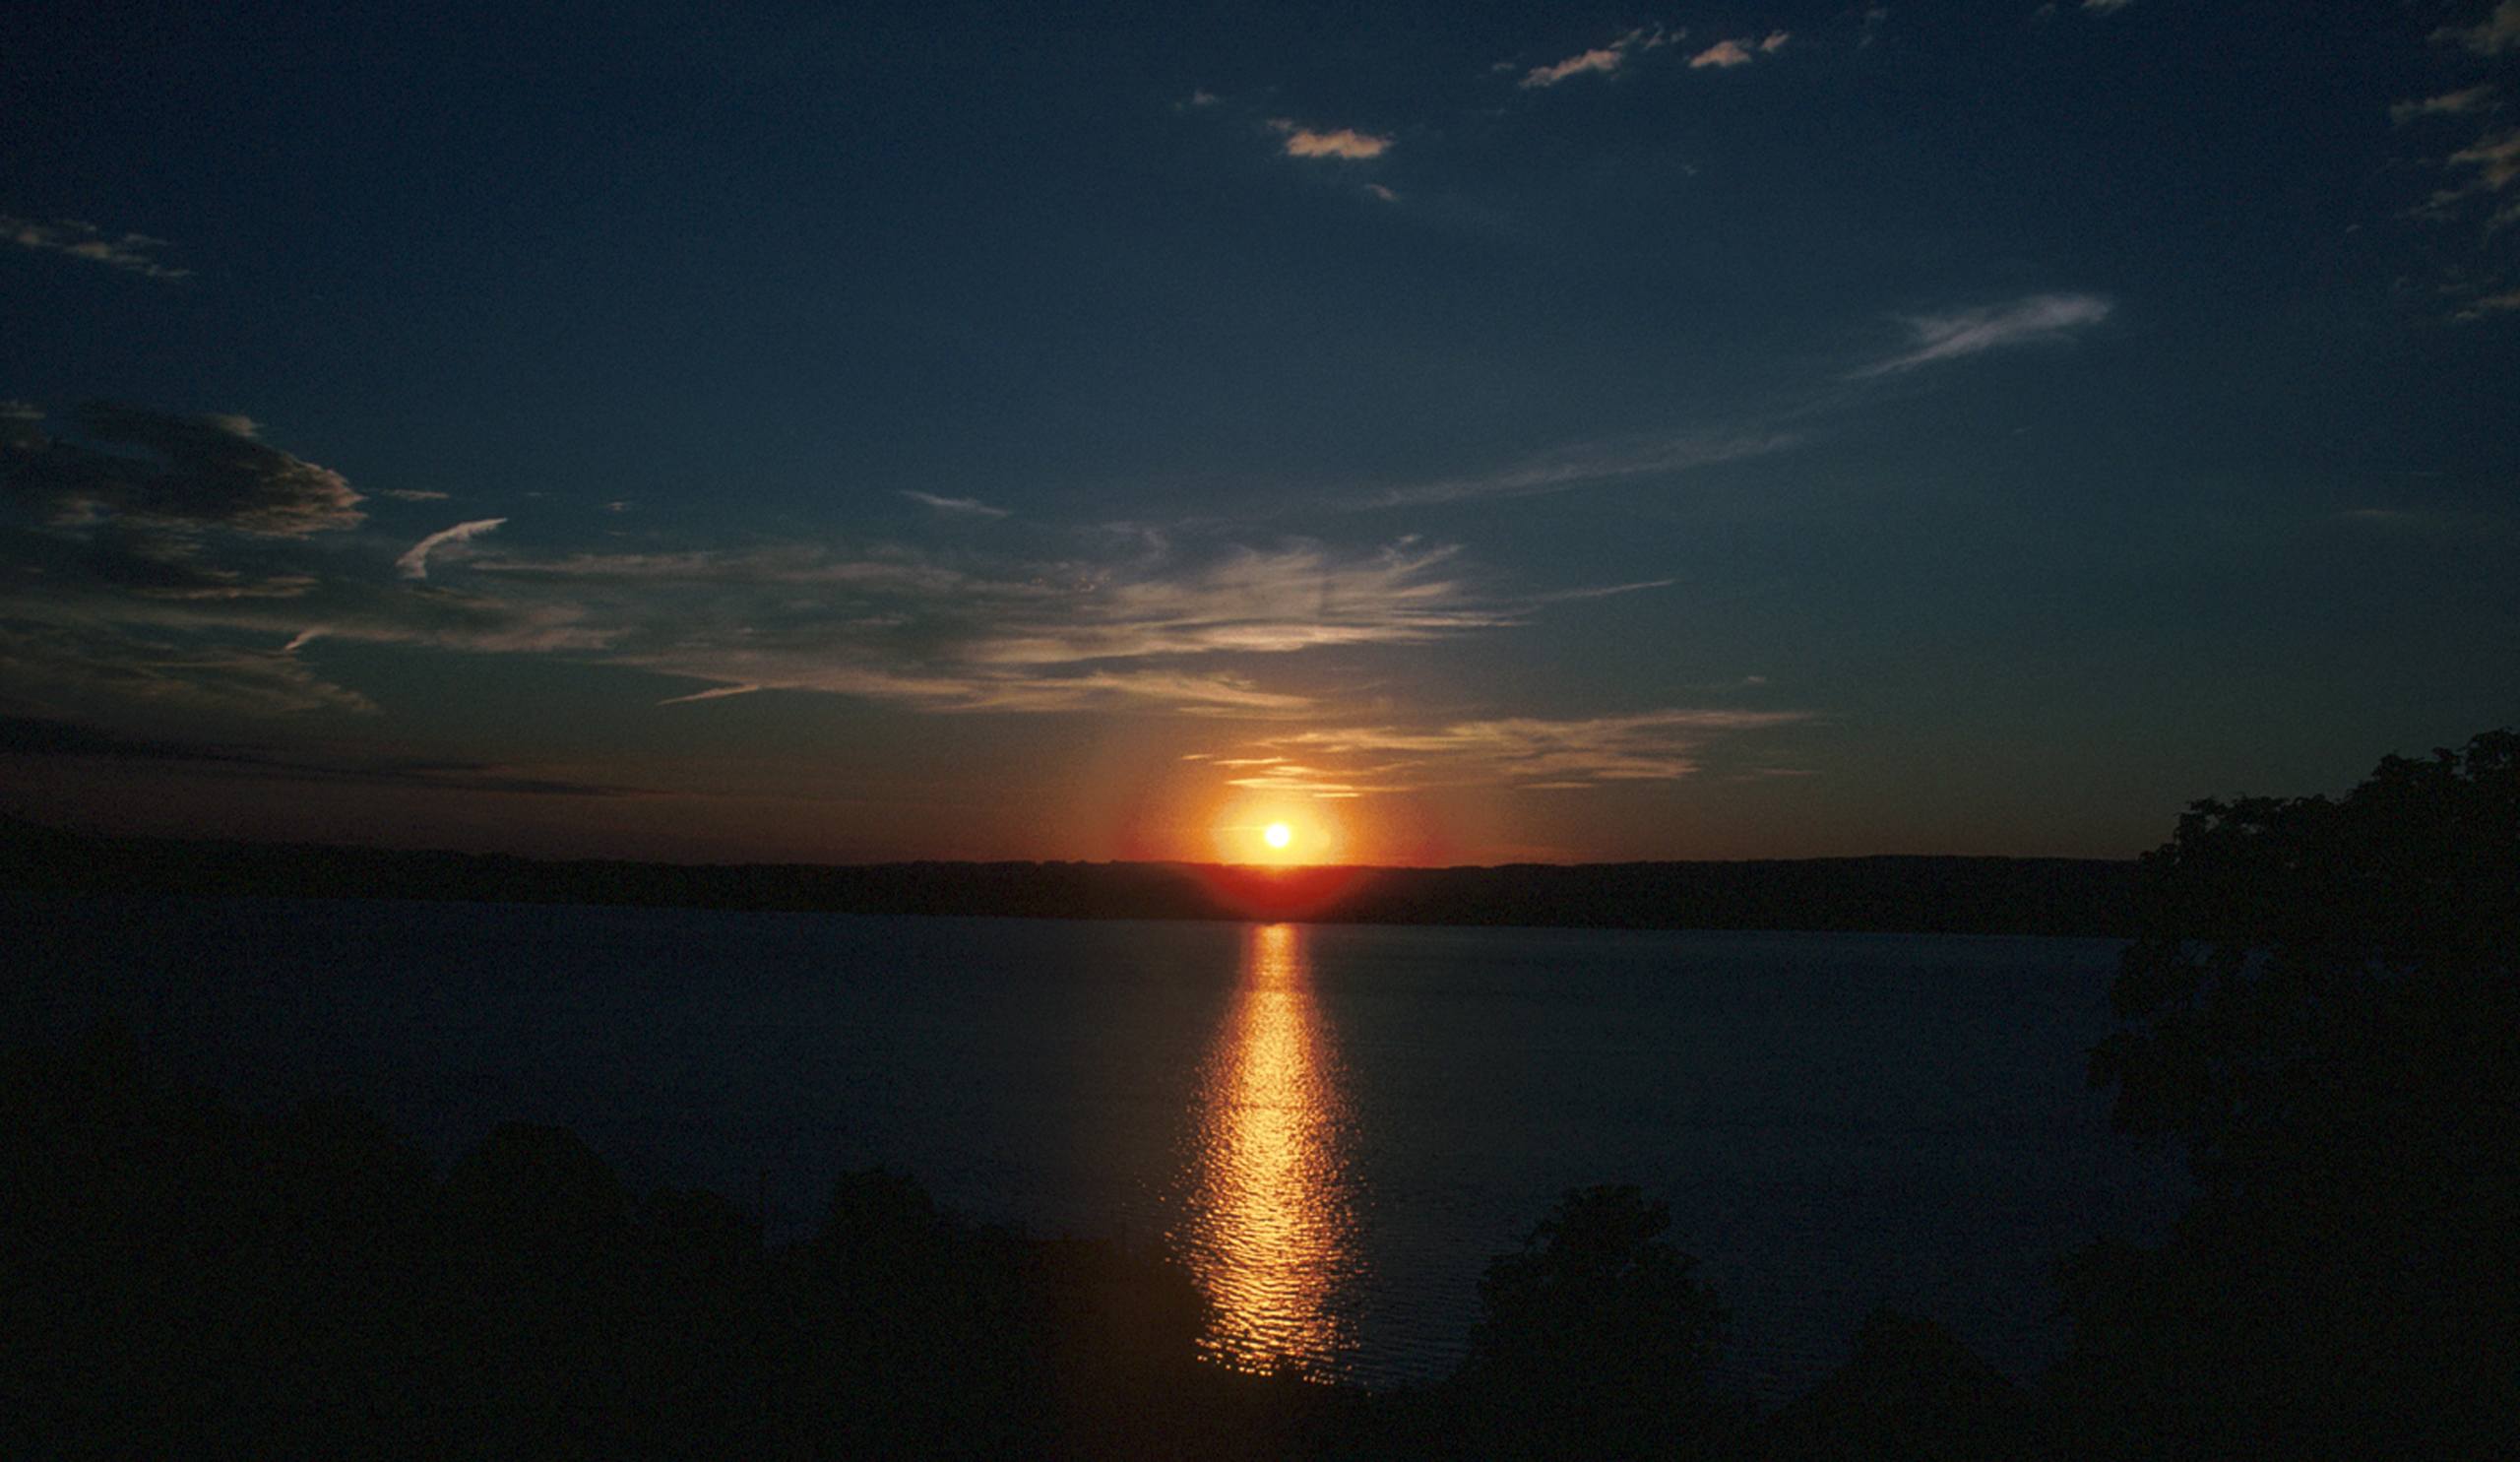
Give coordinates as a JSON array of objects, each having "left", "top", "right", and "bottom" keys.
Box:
[{"left": 2, "top": 895, "right": 2181, "bottom": 1395}]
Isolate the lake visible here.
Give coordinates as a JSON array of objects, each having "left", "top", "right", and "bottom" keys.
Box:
[{"left": 1, "top": 894, "right": 2183, "bottom": 1398}]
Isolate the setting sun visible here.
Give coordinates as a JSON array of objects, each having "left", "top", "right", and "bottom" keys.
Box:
[{"left": 1209, "top": 798, "right": 1349, "bottom": 868}]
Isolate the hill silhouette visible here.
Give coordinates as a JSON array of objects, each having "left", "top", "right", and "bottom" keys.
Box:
[{"left": 0, "top": 817, "right": 2134, "bottom": 936}]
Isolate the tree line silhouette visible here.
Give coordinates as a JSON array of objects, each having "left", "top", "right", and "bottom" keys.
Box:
[
  {"left": 1, "top": 808, "right": 2135, "bottom": 937},
  {"left": 5, "top": 730, "right": 2511, "bottom": 1456}
]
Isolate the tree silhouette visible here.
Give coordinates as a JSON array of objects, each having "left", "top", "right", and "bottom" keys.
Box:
[
  {"left": 2060, "top": 730, "right": 2520, "bottom": 1457},
  {"left": 1454, "top": 1183, "right": 1732, "bottom": 1459}
]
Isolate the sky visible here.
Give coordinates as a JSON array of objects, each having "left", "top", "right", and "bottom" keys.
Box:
[{"left": 4, "top": 0, "right": 2517, "bottom": 866}]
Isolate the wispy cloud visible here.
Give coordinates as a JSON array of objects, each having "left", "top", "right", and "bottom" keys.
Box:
[
  {"left": 0, "top": 617, "right": 378, "bottom": 718},
  {"left": 1518, "top": 27, "right": 1676, "bottom": 90},
  {"left": 658, "top": 682, "right": 761, "bottom": 705},
  {"left": 2434, "top": 0, "right": 2520, "bottom": 55},
  {"left": 2082, "top": 0, "right": 2133, "bottom": 14},
  {"left": 4, "top": 402, "right": 365, "bottom": 539},
  {"left": 2392, "top": 86, "right": 2496, "bottom": 125},
  {"left": 1690, "top": 39, "right": 1755, "bottom": 69},
  {"left": 1352, "top": 430, "right": 1797, "bottom": 509},
  {"left": 959, "top": 540, "right": 1502, "bottom": 664},
  {"left": 460, "top": 536, "right": 1579, "bottom": 715},
  {"left": 2449, "top": 129, "right": 2520, "bottom": 192},
  {"left": 900, "top": 489, "right": 1010, "bottom": 519},
  {"left": 0, "top": 715, "right": 639, "bottom": 796},
  {"left": 1523, "top": 46, "right": 1627, "bottom": 88},
  {"left": 1268, "top": 120, "right": 1392, "bottom": 159},
  {"left": 1854, "top": 292, "right": 2112, "bottom": 376},
  {"left": 395, "top": 518, "right": 508, "bottom": 580},
  {"left": 3, "top": 217, "right": 190, "bottom": 281},
  {"left": 373, "top": 487, "right": 452, "bottom": 502},
  {"left": 0, "top": 397, "right": 1749, "bottom": 729},
  {"left": 1227, "top": 708, "right": 1812, "bottom": 795}
]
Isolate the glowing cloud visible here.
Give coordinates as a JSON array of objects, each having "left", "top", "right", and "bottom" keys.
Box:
[
  {"left": 396, "top": 518, "right": 508, "bottom": 580},
  {"left": 1258, "top": 709, "right": 1812, "bottom": 791},
  {"left": 1268, "top": 120, "right": 1392, "bottom": 159},
  {"left": 1522, "top": 46, "right": 1626, "bottom": 88}
]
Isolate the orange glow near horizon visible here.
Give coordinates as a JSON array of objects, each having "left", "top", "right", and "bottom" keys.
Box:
[{"left": 1212, "top": 797, "right": 1346, "bottom": 866}]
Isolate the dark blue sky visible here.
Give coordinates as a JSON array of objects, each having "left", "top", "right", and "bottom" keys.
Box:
[{"left": 5, "top": 0, "right": 2516, "bottom": 863}]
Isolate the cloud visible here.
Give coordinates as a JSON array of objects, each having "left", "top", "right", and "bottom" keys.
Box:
[
  {"left": 658, "top": 682, "right": 761, "bottom": 705},
  {"left": 3, "top": 216, "right": 190, "bottom": 281},
  {"left": 2449, "top": 129, "right": 2520, "bottom": 192},
  {"left": 1267, "top": 120, "right": 1392, "bottom": 159},
  {"left": 1364, "top": 183, "right": 1399, "bottom": 203},
  {"left": 0, "top": 399, "right": 1666, "bottom": 726},
  {"left": 2392, "top": 86, "right": 2496, "bottom": 125},
  {"left": 1517, "top": 25, "right": 1682, "bottom": 88},
  {"left": 1523, "top": 46, "right": 1627, "bottom": 88},
  {"left": 958, "top": 540, "right": 1505, "bottom": 665},
  {"left": 2457, "top": 286, "right": 2520, "bottom": 318},
  {"left": 458, "top": 536, "right": 1568, "bottom": 716},
  {"left": 2434, "top": 0, "right": 2520, "bottom": 55},
  {"left": 900, "top": 489, "right": 1010, "bottom": 518},
  {"left": 73, "top": 534, "right": 318, "bottom": 602},
  {"left": 3, "top": 402, "right": 365, "bottom": 538},
  {"left": 1354, "top": 429, "right": 1797, "bottom": 508},
  {"left": 1854, "top": 292, "right": 2112, "bottom": 376},
  {"left": 2082, "top": 0, "right": 2133, "bottom": 13},
  {"left": 1241, "top": 708, "right": 1813, "bottom": 793},
  {"left": 1683, "top": 32, "right": 1787, "bottom": 67},
  {"left": 0, "top": 617, "right": 377, "bottom": 717},
  {"left": 373, "top": 487, "right": 452, "bottom": 502},
  {"left": 395, "top": 517, "right": 508, "bottom": 580},
  {"left": 0, "top": 714, "right": 639, "bottom": 796}
]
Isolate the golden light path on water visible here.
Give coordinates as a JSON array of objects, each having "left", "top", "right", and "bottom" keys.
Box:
[{"left": 1175, "top": 922, "right": 1360, "bottom": 1375}]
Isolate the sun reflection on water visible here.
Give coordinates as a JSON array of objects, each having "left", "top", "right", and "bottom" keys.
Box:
[{"left": 1176, "top": 922, "right": 1359, "bottom": 1375}]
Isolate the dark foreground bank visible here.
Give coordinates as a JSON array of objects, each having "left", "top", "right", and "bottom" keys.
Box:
[
  {"left": 0, "top": 1023, "right": 2048, "bottom": 1461},
  {"left": 0, "top": 818, "right": 2134, "bottom": 936}
]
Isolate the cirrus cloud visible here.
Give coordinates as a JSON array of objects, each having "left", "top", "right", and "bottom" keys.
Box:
[
  {"left": 396, "top": 518, "right": 509, "bottom": 580},
  {"left": 1222, "top": 708, "right": 1815, "bottom": 795},
  {"left": 1854, "top": 293, "right": 2113, "bottom": 377},
  {"left": 3, "top": 216, "right": 190, "bottom": 281}
]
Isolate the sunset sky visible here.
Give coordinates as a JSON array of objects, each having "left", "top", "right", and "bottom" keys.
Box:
[{"left": 5, "top": 1, "right": 2517, "bottom": 865}]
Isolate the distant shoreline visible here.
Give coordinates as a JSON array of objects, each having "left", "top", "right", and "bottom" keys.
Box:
[{"left": 2, "top": 817, "right": 2135, "bottom": 937}]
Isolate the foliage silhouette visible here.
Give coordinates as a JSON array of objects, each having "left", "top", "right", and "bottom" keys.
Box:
[
  {"left": 1451, "top": 1183, "right": 1737, "bottom": 1459},
  {"left": 2058, "top": 729, "right": 2520, "bottom": 1458},
  {"left": 0, "top": 1029, "right": 1370, "bottom": 1459},
  {"left": 1755, "top": 1306, "right": 2027, "bottom": 1462}
]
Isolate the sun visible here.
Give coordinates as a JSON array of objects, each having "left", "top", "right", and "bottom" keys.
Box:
[{"left": 1211, "top": 800, "right": 1345, "bottom": 866}]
